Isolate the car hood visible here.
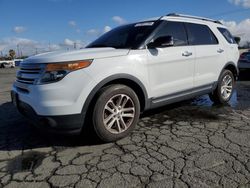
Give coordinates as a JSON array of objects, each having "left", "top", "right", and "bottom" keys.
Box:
[{"left": 24, "top": 48, "right": 130, "bottom": 64}]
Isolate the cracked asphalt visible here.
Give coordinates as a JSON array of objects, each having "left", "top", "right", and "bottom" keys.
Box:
[{"left": 0, "top": 68, "right": 250, "bottom": 188}]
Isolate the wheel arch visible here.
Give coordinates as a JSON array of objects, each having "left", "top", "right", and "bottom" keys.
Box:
[
  {"left": 81, "top": 74, "right": 149, "bottom": 118},
  {"left": 221, "top": 62, "right": 239, "bottom": 80}
]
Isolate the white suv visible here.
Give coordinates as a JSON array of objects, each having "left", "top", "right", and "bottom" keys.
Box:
[{"left": 11, "top": 14, "right": 239, "bottom": 142}]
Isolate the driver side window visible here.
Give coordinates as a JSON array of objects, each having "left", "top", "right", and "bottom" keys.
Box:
[{"left": 153, "top": 21, "right": 188, "bottom": 46}]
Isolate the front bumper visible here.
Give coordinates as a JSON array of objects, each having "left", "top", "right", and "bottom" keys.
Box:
[
  {"left": 11, "top": 91, "right": 84, "bottom": 135},
  {"left": 12, "top": 68, "right": 96, "bottom": 116}
]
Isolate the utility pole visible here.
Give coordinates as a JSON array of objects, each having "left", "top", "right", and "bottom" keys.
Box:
[
  {"left": 74, "top": 42, "right": 77, "bottom": 50},
  {"left": 17, "top": 44, "right": 20, "bottom": 58}
]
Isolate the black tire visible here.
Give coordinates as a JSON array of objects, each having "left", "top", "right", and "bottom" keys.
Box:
[
  {"left": 209, "top": 70, "right": 235, "bottom": 104},
  {"left": 93, "top": 84, "right": 140, "bottom": 142}
]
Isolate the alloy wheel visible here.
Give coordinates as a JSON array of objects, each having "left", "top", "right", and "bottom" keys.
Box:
[
  {"left": 221, "top": 74, "right": 233, "bottom": 100},
  {"left": 102, "top": 94, "right": 135, "bottom": 134}
]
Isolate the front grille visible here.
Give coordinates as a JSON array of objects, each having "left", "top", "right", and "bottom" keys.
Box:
[{"left": 16, "top": 63, "right": 44, "bottom": 85}]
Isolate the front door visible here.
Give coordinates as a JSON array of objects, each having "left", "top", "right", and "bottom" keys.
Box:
[{"left": 147, "top": 21, "right": 195, "bottom": 98}]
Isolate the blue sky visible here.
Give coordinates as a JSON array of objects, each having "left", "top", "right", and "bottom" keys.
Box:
[{"left": 0, "top": 0, "right": 250, "bottom": 55}]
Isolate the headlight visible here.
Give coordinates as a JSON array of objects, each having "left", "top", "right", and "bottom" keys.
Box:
[{"left": 37, "top": 60, "right": 92, "bottom": 84}]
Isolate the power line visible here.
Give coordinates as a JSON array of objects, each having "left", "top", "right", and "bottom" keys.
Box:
[{"left": 208, "top": 8, "right": 250, "bottom": 19}]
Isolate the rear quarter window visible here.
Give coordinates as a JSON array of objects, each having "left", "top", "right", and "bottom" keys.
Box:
[{"left": 218, "top": 28, "right": 236, "bottom": 44}]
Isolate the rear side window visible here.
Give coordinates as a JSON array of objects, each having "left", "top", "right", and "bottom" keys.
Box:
[
  {"left": 186, "top": 23, "right": 218, "bottom": 45},
  {"left": 218, "top": 28, "right": 236, "bottom": 44},
  {"left": 153, "top": 21, "right": 188, "bottom": 46}
]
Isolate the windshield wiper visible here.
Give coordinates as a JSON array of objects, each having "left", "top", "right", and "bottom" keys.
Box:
[{"left": 87, "top": 44, "right": 127, "bottom": 49}]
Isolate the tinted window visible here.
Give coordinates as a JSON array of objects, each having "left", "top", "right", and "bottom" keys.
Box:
[
  {"left": 152, "top": 21, "right": 188, "bottom": 46},
  {"left": 186, "top": 23, "right": 218, "bottom": 45},
  {"left": 87, "top": 22, "right": 158, "bottom": 49},
  {"left": 218, "top": 28, "right": 236, "bottom": 44}
]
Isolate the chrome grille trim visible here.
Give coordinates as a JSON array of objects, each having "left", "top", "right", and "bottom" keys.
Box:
[{"left": 16, "top": 63, "right": 44, "bottom": 85}]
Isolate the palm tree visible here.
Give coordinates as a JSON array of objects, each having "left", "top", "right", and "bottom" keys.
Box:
[{"left": 9, "top": 49, "right": 16, "bottom": 60}]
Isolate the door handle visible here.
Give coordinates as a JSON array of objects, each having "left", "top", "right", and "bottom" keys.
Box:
[
  {"left": 182, "top": 51, "right": 193, "bottom": 57},
  {"left": 217, "top": 49, "right": 224, "bottom": 53}
]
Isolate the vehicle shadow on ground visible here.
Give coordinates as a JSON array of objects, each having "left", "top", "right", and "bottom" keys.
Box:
[
  {"left": 0, "top": 85, "right": 249, "bottom": 152},
  {"left": 0, "top": 102, "right": 105, "bottom": 151},
  {"left": 1, "top": 99, "right": 219, "bottom": 150},
  {"left": 142, "top": 97, "right": 229, "bottom": 123}
]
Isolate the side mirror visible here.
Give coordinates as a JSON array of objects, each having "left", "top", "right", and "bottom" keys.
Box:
[
  {"left": 147, "top": 36, "right": 174, "bottom": 49},
  {"left": 234, "top": 36, "right": 241, "bottom": 45}
]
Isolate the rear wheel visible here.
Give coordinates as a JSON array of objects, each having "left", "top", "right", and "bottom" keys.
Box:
[
  {"left": 93, "top": 85, "right": 140, "bottom": 142},
  {"left": 209, "top": 70, "right": 235, "bottom": 104}
]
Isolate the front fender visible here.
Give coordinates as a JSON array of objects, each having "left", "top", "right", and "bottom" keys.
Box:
[{"left": 81, "top": 74, "right": 149, "bottom": 117}]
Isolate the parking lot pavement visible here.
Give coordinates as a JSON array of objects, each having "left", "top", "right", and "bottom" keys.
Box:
[{"left": 0, "top": 68, "right": 250, "bottom": 188}]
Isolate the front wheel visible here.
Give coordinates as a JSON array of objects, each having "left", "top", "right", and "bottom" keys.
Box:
[
  {"left": 93, "top": 85, "right": 140, "bottom": 142},
  {"left": 209, "top": 70, "right": 235, "bottom": 104}
]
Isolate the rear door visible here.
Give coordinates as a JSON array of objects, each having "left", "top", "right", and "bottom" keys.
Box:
[
  {"left": 185, "top": 23, "right": 225, "bottom": 88},
  {"left": 217, "top": 27, "right": 239, "bottom": 65}
]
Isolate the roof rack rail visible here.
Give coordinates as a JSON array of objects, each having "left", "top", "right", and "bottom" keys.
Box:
[{"left": 166, "top": 13, "right": 222, "bottom": 24}]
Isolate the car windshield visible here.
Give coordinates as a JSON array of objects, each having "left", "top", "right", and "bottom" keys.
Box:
[{"left": 87, "top": 22, "right": 158, "bottom": 49}]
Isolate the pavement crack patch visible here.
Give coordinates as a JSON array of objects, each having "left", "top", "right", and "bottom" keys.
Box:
[{"left": 232, "top": 110, "right": 250, "bottom": 120}]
